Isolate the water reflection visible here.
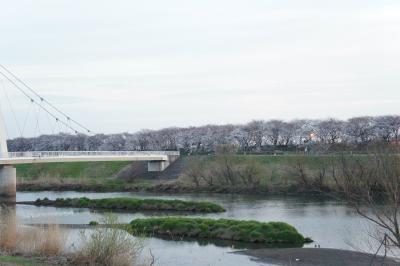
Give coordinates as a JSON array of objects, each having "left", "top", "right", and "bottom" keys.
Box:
[{"left": 149, "top": 234, "right": 303, "bottom": 250}]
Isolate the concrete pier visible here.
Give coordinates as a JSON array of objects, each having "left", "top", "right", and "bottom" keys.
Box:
[
  {"left": 147, "top": 155, "right": 179, "bottom": 172},
  {"left": 0, "top": 108, "right": 14, "bottom": 202},
  {"left": 0, "top": 166, "right": 16, "bottom": 202},
  {"left": 148, "top": 160, "right": 170, "bottom": 172}
]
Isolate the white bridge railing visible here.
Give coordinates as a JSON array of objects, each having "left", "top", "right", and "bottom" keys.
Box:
[{"left": 2, "top": 151, "right": 180, "bottom": 159}]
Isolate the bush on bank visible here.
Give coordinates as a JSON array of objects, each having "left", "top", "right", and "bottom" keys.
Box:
[
  {"left": 33, "top": 197, "right": 225, "bottom": 213},
  {"left": 130, "top": 217, "right": 312, "bottom": 245}
]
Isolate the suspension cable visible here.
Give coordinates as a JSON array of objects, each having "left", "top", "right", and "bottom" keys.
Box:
[
  {"left": 44, "top": 108, "right": 56, "bottom": 135},
  {"left": 0, "top": 64, "right": 92, "bottom": 134},
  {"left": 34, "top": 104, "right": 41, "bottom": 138},
  {"left": 1, "top": 79, "right": 23, "bottom": 137},
  {"left": 0, "top": 70, "right": 81, "bottom": 134},
  {"left": 0, "top": 97, "right": 9, "bottom": 142},
  {"left": 21, "top": 101, "right": 33, "bottom": 136}
]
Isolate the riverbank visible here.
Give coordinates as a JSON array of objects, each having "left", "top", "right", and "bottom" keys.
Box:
[
  {"left": 0, "top": 254, "right": 70, "bottom": 266},
  {"left": 5, "top": 247, "right": 397, "bottom": 266},
  {"left": 16, "top": 179, "right": 333, "bottom": 197},
  {"left": 237, "top": 248, "right": 400, "bottom": 266},
  {"left": 15, "top": 155, "right": 343, "bottom": 195}
]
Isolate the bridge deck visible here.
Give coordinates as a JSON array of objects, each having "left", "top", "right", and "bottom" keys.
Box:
[{"left": 0, "top": 151, "right": 178, "bottom": 165}]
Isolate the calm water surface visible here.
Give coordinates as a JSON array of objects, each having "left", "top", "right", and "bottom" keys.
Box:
[{"left": 12, "top": 191, "right": 377, "bottom": 266}]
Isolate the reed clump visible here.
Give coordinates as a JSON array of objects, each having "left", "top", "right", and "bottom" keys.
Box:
[{"left": 75, "top": 215, "right": 143, "bottom": 266}]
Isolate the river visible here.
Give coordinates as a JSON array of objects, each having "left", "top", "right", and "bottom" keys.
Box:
[{"left": 4, "top": 192, "right": 382, "bottom": 265}]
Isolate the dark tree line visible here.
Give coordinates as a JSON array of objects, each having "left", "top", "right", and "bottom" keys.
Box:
[{"left": 7, "top": 115, "right": 400, "bottom": 154}]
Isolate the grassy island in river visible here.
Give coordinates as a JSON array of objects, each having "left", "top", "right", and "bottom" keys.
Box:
[
  {"left": 29, "top": 197, "right": 226, "bottom": 213},
  {"left": 130, "top": 217, "right": 312, "bottom": 245}
]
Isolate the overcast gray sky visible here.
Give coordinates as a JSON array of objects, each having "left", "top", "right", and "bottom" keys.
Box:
[{"left": 1, "top": 0, "right": 399, "bottom": 137}]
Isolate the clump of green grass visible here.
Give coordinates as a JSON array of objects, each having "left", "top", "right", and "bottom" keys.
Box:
[
  {"left": 0, "top": 255, "right": 50, "bottom": 266},
  {"left": 33, "top": 197, "right": 226, "bottom": 213},
  {"left": 89, "top": 221, "right": 99, "bottom": 226},
  {"left": 130, "top": 217, "right": 312, "bottom": 245}
]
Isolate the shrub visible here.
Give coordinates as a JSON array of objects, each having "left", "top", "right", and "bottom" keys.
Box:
[{"left": 75, "top": 215, "right": 143, "bottom": 266}]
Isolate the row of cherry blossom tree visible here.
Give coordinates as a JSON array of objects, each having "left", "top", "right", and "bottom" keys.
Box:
[{"left": 7, "top": 115, "right": 400, "bottom": 154}]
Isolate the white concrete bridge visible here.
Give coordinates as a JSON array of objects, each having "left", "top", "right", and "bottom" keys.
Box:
[
  {"left": 0, "top": 149, "right": 180, "bottom": 201},
  {"left": 0, "top": 151, "right": 179, "bottom": 169},
  {"left": 0, "top": 65, "right": 180, "bottom": 201}
]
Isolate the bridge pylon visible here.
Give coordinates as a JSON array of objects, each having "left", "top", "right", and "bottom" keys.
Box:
[{"left": 0, "top": 111, "right": 16, "bottom": 202}]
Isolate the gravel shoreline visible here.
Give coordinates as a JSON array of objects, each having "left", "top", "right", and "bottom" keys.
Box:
[{"left": 236, "top": 248, "right": 400, "bottom": 266}]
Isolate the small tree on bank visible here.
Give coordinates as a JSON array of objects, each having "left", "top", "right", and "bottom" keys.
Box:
[{"left": 332, "top": 151, "right": 400, "bottom": 254}]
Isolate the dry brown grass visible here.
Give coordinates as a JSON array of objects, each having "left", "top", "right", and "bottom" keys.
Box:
[
  {"left": 0, "top": 206, "right": 66, "bottom": 256},
  {"left": 0, "top": 207, "right": 150, "bottom": 264},
  {"left": 1, "top": 209, "right": 147, "bottom": 265},
  {"left": 15, "top": 224, "right": 66, "bottom": 256},
  {"left": 74, "top": 215, "right": 143, "bottom": 266},
  {"left": 0, "top": 206, "right": 17, "bottom": 251}
]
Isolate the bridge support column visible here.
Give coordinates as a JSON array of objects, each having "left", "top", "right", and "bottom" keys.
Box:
[
  {"left": 147, "top": 161, "right": 170, "bottom": 172},
  {"left": 0, "top": 166, "right": 16, "bottom": 202}
]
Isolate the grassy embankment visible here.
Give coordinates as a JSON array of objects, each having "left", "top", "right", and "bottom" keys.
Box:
[
  {"left": 157, "top": 154, "right": 346, "bottom": 193},
  {"left": 30, "top": 197, "right": 225, "bottom": 213},
  {"left": 16, "top": 155, "right": 353, "bottom": 193},
  {"left": 130, "top": 217, "right": 312, "bottom": 245},
  {"left": 16, "top": 161, "right": 151, "bottom": 191}
]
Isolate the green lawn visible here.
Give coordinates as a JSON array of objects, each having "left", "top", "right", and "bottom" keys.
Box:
[
  {"left": 16, "top": 161, "right": 130, "bottom": 180},
  {"left": 202, "top": 154, "right": 338, "bottom": 166},
  {"left": 0, "top": 256, "right": 49, "bottom": 266}
]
